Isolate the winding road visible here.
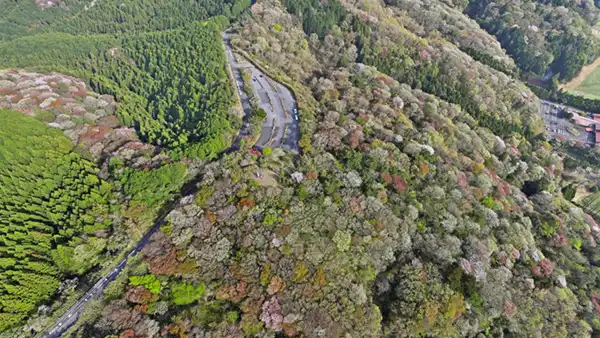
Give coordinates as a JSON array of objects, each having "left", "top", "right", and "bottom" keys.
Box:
[
  {"left": 41, "top": 31, "right": 299, "bottom": 338},
  {"left": 222, "top": 32, "right": 300, "bottom": 153}
]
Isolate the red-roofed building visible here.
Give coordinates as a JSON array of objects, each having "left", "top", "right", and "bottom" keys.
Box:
[
  {"left": 595, "top": 131, "right": 600, "bottom": 144},
  {"left": 573, "top": 114, "right": 598, "bottom": 127},
  {"left": 586, "top": 127, "right": 594, "bottom": 132}
]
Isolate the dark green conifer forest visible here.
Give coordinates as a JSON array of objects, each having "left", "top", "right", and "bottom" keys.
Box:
[
  {"left": 0, "top": 0, "right": 249, "bottom": 158},
  {"left": 0, "top": 110, "right": 112, "bottom": 331}
]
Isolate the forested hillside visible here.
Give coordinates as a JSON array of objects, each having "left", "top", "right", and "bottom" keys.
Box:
[
  {"left": 0, "top": 0, "right": 253, "bottom": 334},
  {"left": 0, "top": 110, "right": 112, "bottom": 331},
  {"left": 0, "top": 0, "right": 258, "bottom": 335},
  {"left": 378, "top": 0, "right": 518, "bottom": 75},
  {"left": 0, "top": 0, "right": 251, "bottom": 159},
  {"left": 88, "top": 24, "right": 235, "bottom": 158},
  {"left": 0, "top": 0, "right": 250, "bottom": 39},
  {"left": 466, "top": 0, "right": 600, "bottom": 81},
  {"left": 57, "top": 0, "right": 600, "bottom": 337},
  {"left": 279, "top": 0, "right": 542, "bottom": 138},
  {"left": 5, "top": 0, "right": 600, "bottom": 337},
  {"left": 0, "top": 75, "right": 192, "bottom": 334}
]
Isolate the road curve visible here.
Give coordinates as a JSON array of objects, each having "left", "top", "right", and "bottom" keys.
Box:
[
  {"left": 222, "top": 32, "right": 300, "bottom": 153},
  {"left": 41, "top": 31, "right": 301, "bottom": 338}
]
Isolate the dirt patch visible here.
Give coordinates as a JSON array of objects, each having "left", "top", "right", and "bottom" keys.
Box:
[
  {"left": 253, "top": 169, "right": 278, "bottom": 187},
  {"left": 108, "top": 48, "right": 120, "bottom": 57},
  {"left": 560, "top": 56, "right": 600, "bottom": 91}
]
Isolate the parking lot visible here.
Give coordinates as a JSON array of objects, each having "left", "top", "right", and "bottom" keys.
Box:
[
  {"left": 540, "top": 101, "right": 594, "bottom": 145},
  {"left": 222, "top": 32, "right": 299, "bottom": 153}
]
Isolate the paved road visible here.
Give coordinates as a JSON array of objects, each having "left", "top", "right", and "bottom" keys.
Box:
[
  {"left": 41, "top": 169, "right": 205, "bottom": 338},
  {"left": 222, "top": 32, "right": 299, "bottom": 153},
  {"left": 41, "top": 33, "right": 301, "bottom": 338},
  {"left": 41, "top": 213, "right": 165, "bottom": 338}
]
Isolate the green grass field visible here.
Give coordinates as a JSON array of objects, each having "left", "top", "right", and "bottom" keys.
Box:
[{"left": 574, "top": 66, "right": 600, "bottom": 100}]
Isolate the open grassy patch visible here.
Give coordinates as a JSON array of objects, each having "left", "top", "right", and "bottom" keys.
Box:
[{"left": 571, "top": 61, "right": 600, "bottom": 99}]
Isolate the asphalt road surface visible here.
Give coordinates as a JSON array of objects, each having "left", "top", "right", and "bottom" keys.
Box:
[
  {"left": 41, "top": 217, "right": 162, "bottom": 338},
  {"left": 40, "top": 169, "right": 205, "bottom": 338},
  {"left": 41, "top": 34, "right": 301, "bottom": 338},
  {"left": 42, "top": 206, "right": 170, "bottom": 338},
  {"left": 222, "top": 32, "right": 299, "bottom": 153}
]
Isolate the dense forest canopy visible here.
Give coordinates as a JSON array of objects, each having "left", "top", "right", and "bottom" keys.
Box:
[
  {"left": 0, "top": 109, "right": 112, "bottom": 331},
  {"left": 466, "top": 0, "right": 600, "bottom": 81},
  {"left": 0, "top": 0, "right": 251, "bottom": 39},
  {"left": 0, "top": 0, "right": 248, "bottom": 159},
  {"left": 5, "top": 0, "right": 600, "bottom": 337},
  {"left": 0, "top": 0, "right": 252, "bottom": 332},
  {"left": 87, "top": 23, "right": 235, "bottom": 158},
  {"left": 48, "top": 0, "right": 600, "bottom": 336}
]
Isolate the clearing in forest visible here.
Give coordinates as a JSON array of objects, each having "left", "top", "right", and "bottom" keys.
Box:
[{"left": 561, "top": 56, "right": 600, "bottom": 99}]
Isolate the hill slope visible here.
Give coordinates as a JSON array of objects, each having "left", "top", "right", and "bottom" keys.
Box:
[
  {"left": 0, "top": 109, "right": 112, "bottom": 331},
  {"left": 62, "top": 1, "right": 600, "bottom": 337}
]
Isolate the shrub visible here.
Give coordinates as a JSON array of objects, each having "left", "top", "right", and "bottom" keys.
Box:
[
  {"left": 333, "top": 230, "right": 352, "bottom": 252},
  {"left": 34, "top": 110, "right": 55, "bottom": 122},
  {"left": 170, "top": 281, "right": 206, "bottom": 305},
  {"left": 195, "top": 185, "right": 215, "bottom": 207},
  {"left": 226, "top": 311, "right": 240, "bottom": 323},
  {"left": 482, "top": 195, "right": 495, "bottom": 209},
  {"left": 253, "top": 108, "right": 267, "bottom": 120},
  {"left": 129, "top": 275, "right": 161, "bottom": 294}
]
